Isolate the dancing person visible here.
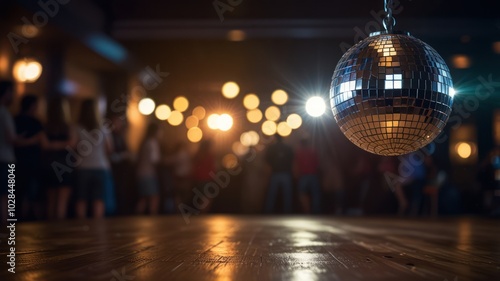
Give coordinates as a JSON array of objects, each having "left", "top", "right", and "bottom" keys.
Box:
[
  {"left": 136, "top": 123, "right": 162, "bottom": 215},
  {"left": 265, "top": 135, "right": 294, "bottom": 213},
  {"left": 14, "top": 94, "right": 44, "bottom": 220},
  {"left": 192, "top": 140, "right": 216, "bottom": 213},
  {"left": 378, "top": 156, "right": 407, "bottom": 216},
  {"left": 74, "top": 98, "right": 113, "bottom": 219},
  {"left": 400, "top": 152, "right": 427, "bottom": 217},
  {"left": 172, "top": 142, "right": 192, "bottom": 208},
  {"left": 42, "top": 97, "right": 76, "bottom": 220},
  {"left": 322, "top": 152, "right": 345, "bottom": 215},
  {"left": 109, "top": 115, "right": 133, "bottom": 215},
  {"left": 295, "top": 138, "right": 321, "bottom": 213}
]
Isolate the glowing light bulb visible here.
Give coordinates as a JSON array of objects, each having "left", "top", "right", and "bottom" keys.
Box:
[
  {"left": 305, "top": 96, "right": 326, "bottom": 117},
  {"left": 262, "top": 120, "right": 277, "bottom": 136},
  {"left": 138, "top": 98, "right": 156, "bottom": 115},
  {"left": 246, "top": 109, "right": 263, "bottom": 123},
  {"left": 217, "top": 114, "right": 233, "bottom": 131},
  {"left": 155, "top": 104, "right": 171, "bottom": 120},
  {"left": 13, "top": 59, "right": 43, "bottom": 83},
  {"left": 187, "top": 127, "right": 203, "bottom": 143},
  {"left": 456, "top": 142, "right": 472, "bottom": 159},
  {"left": 168, "top": 110, "right": 183, "bottom": 126},
  {"left": 243, "top": 94, "right": 260, "bottom": 110},
  {"left": 173, "top": 96, "right": 189, "bottom": 112},
  {"left": 185, "top": 115, "right": 199, "bottom": 129},
  {"left": 222, "top": 81, "right": 240, "bottom": 99},
  {"left": 277, "top": 122, "right": 292, "bottom": 137},
  {"left": 271, "top": 89, "right": 288, "bottom": 105},
  {"left": 207, "top": 114, "right": 220, "bottom": 130},
  {"left": 192, "top": 106, "right": 206, "bottom": 120},
  {"left": 265, "top": 106, "right": 281, "bottom": 121},
  {"left": 286, "top": 113, "right": 302, "bottom": 129}
]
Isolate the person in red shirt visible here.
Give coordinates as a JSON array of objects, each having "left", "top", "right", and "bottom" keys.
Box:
[{"left": 295, "top": 138, "right": 321, "bottom": 213}]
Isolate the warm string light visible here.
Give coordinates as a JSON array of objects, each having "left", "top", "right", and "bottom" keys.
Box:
[
  {"left": 168, "top": 111, "right": 184, "bottom": 126},
  {"left": 185, "top": 115, "right": 199, "bottom": 129},
  {"left": 138, "top": 98, "right": 155, "bottom": 115},
  {"left": 187, "top": 127, "right": 203, "bottom": 143},
  {"left": 243, "top": 94, "right": 260, "bottom": 110},
  {"left": 222, "top": 81, "right": 240, "bottom": 99},
  {"left": 155, "top": 104, "right": 171, "bottom": 120},
  {"left": 271, "top": 89, "right": 288, "bottom": 105},
  {"left": 136, "top": 87, "right": 306, "bottom": 145},
  {"left": 192, "top": 106, "right": 206, "bottom": 120},
  {"left": 207, "top": 113, "right": 233, "bottom": 131},
  {"left": 173, "top": 96, "right": 189, "bottom": 112}
]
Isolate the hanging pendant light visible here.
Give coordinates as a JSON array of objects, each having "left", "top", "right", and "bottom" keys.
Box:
[{"left": 330, "top": 0, "right": 454, "bottom": 156}]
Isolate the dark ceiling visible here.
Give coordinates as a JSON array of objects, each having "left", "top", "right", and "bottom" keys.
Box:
[{"left": 107, "top": 0, "right": 500, "bottom": 20}]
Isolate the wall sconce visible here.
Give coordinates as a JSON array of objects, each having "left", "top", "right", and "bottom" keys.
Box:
[
  {"left": 455, "top": 142, "right": 475, "bottom": 159},
  {"left": 13, "top": 58, "right": 43, "bottom": 83},
  {"left": 450, "top": 125, "right": 478, "bottom": 164}
]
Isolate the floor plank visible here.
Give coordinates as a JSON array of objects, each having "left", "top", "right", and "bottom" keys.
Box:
[{"left": 1, "top": 216, "right": 499, "bottom": 280}]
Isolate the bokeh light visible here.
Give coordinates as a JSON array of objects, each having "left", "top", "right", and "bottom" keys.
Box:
[
  {"left": 207, "top": 114, "right": 220, "bottom": 130},
  {"left": 493, "top": 42, "right": 500, "bottom": 54},
  {"left": 138, "top": 98, "right": 156, "bottom": 115},
  {"left": 286, "top": 113, "right": 302, "bottom": 129},
  {"left": 271, "top": 89, "right": 288, "bottom": 105},
  {"left": 265, "top": 106, "right": 281, "bottom": 121},
  {"left": 277, "top": 122, "right": 292, "bottom": 137},
  {"left": 262, "top": 120, "right": 277, "bottom": 136},
  {"left": 13, "top": 59, "right": 43, "bottom": 83},
  {"left": 450, "top": 88, "right": 456, "bottom": 98},
  {"left": 246, "top": 109, "right": 263, "bottom": 123},
  {"left": 222, "top": 154, "right": 238, "bottom": 169},
  {"left": 456, "top": 142, "right": 472, "bottom": 159},
  {"left": 243, "top": 94, "right": 260, "bottom": 110},
  {"left": 173, "top": 96, "right": 189, "bottom": 112},
  {"left": 451, "top": 54, "right": 471, "bottom": 69},
  {"left": 232, "top": 141, "right": 249, "bottom": 156},
  {"left": 185, "top": 115, "right": 199, "bottom": 129},
  {"left": 167, "top": 110, "right": 183, "bottom": 126},
  {"left": 305, "top": 96, "right": 326, "bottom": 117},
  {"left": 227, "top": 30, "right": 246, "bottom": 42},
  {"left": 247, "top": 131, "right": 260, "bottom": 145},
  {"left": 240, "top": 132, "right": 252, "bottom": 147},
  {"left": 155, "top": 104, "right": 172, "bottom": 120},
  {"left": 240, "top": 130, "right": 260, "bottom": 146},
  {"left": 192, "top": 106, "right": 206, "bottom": 120},
  {"left": 217, "top": 113, "right": 233, "bottom": 131},
  {"left": 21, "top": 24, "right": 39, "bottom": 38},
  {"left": 222, "top": 81, "right": 240, "bottom": 99},
  {"left": 187, "top": 127, "right": 203, "bottom": 143}
]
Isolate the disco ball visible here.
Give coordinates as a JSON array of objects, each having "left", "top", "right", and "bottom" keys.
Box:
[{"left": 330, "top": 31, "right": 454, "bottom": 156}]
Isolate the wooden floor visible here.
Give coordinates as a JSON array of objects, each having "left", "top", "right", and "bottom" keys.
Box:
[{"left": 1, "top": 216, "right": 499, "bottom": 281}]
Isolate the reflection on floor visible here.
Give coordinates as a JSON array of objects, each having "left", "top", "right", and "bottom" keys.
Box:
[{"left": 1, "top": 216, "right": 499, "bottom": 281}]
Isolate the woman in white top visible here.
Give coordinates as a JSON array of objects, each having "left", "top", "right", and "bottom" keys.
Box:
[
  {"left": 75, "top": 99, "right": 113, "bottom": 219},
  {"left": 136, "top": 123, "right": 162, "bottom": 215}
]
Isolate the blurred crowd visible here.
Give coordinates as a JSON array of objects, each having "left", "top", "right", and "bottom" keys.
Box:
[{"left": 1, "top": 80, "right": 500, "bottom": 222}]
